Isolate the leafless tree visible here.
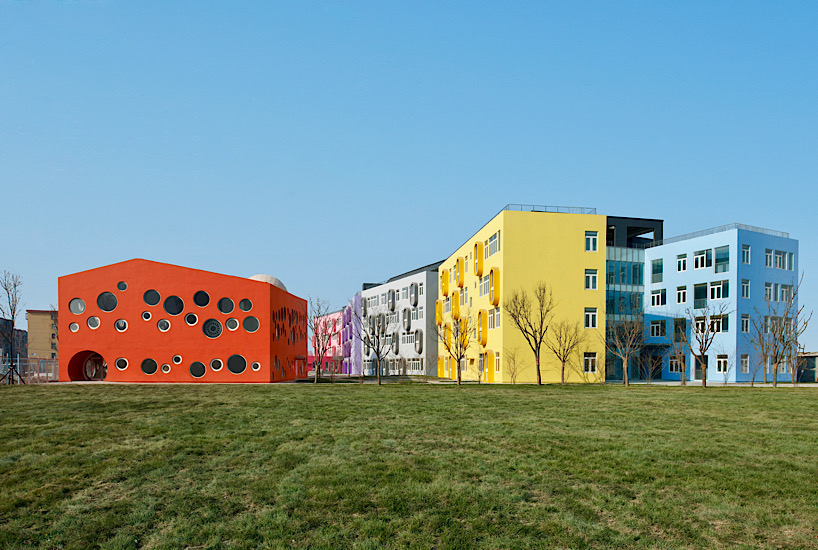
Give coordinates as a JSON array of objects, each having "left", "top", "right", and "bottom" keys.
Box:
[
  {"left": 603, "top": 314, "right": 644, "bottom": 387},
  {"left": 503, "top": 282, "right": 556, "bottom": 386},
  {"left": 503, "top": 346, "right": 523, "bottom": 384},
  {"left": 435, "top": 308, "right": 477, "bottom": 385},
  {"left": 681, "top": 301, "right": 730, "bottom": 389},
  {"left": 669, "top": 319, "right": 688, "bottom": 386},
  {"left": 545, "top": 319, "right": 587, "bottom": 385},
  {"left": 350, "top": 298, "right": 399, "bottom": 386},
  {"left": 0, "top": 271, "right": 24, "bottom": 384},
  {"left": 713, "top": 345, "right": 734, "bottom": 386},
  {"left": 308, "top": 297, "right": 335, "bottom": 384},
  {"left": 49, "top": 304, "right": 59, "bottom": 357}
]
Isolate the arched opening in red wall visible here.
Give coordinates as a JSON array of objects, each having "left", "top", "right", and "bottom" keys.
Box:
[{"left": 67, "top": 350, "right": 108, "bottom": 381}]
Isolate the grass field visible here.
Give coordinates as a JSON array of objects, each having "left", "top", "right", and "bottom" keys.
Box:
[{"left": 1, "top": 383, "right": 816, "bottom": 549}]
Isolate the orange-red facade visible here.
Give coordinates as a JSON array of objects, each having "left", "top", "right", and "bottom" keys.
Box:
[{"left": 58, "top": 259, "right": 307, "bottom": 383}]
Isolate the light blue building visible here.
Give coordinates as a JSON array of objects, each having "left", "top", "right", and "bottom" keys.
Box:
[{"left": 643, "top": 224, "right": 799, "bottom": 383}]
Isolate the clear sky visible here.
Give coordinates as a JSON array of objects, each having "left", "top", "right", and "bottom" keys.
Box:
[{"left": 2, "top": 3, "right": 817, "bottom": 346}]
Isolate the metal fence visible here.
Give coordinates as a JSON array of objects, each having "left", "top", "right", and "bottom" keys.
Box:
[{"left": 1, "top": 357, "right": 59, "bottom": 384}]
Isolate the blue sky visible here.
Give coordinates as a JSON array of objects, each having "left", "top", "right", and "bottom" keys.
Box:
[{"left": 2, "top": 2, "right": 817, "bottom": 346}]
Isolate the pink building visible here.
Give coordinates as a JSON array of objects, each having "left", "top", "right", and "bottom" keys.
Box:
[{"left": 310, "top": 310, "right": 343, "bottom": 374}]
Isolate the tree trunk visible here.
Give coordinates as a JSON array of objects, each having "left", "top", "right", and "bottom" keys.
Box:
[
  {"left": 773, "top": 363, "right": 778, "bottom": 388},
  {"left": 560, "top": 359, "right": 565, "bottom": 385},
  {"left": 314, "top": 359, "right": 319, "bottom": 384},
  {"left": 377, "top": 357, "right": 381, "bottom": 386},
  {"left": 457, "top": 361, "right": 461, "bottom": 386},
  {"left": 623, "top": 354, "right": 629, "bottom": 387},
  {"left": 701, "top": 358, "right": 707, "bottom": 388},
  {"left": 535, "top": 355, "right": 542, "bottom": 386}
]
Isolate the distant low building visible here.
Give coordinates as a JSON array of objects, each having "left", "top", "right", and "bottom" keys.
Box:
[
  {"left": 0, "top": 318, "right": 27, "bottom": 363},
  {"left": 26, "top": 309, "right": 58, "bottom": 360}
]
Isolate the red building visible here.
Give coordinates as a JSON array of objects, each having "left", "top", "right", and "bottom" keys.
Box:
[{"left": 59, "top": 259, "right": 307, "bottom": 383}]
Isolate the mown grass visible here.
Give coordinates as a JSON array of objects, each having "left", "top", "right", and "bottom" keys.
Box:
[{"left": 1, "top": 383, "right": 816, "bottom": 549}]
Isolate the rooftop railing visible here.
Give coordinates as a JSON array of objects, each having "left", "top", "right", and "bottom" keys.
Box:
[
  {"left": 500, "top": 204, "right": 597, "bottom": 216},
  {"left": 643, "top": 223, "right": 789, "bottom": 249}
]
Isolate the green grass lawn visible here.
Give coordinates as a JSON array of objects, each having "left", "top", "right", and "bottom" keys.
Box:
[{"left": 1, "top": 383, "right": 816, "bottom": 549}]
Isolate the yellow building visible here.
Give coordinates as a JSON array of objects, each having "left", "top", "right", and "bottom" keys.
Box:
[
  {"left": 435, "top": 205, "right": 606, "bottom": 383},
  {"left": 26, "top": 309, "right": 58, "bottom": 360}
]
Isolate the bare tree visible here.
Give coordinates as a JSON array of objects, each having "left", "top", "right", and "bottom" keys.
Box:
[
  {"left": 669, "top": 318, "right": 688, "bottom": 386},
  {"left": 504, "top": 282, "right": 556, "bottom": 386},
  {"left": 681, "top": 301, "right": 730, "bottom": 389},
  {"left": 713, "top": 345, "right": 734, "bottom": 386},
  {"left": 0, "top": 271, "right": 24, "bottom": 384},
  {"left": 350, "top": 298, "right": 399, "bottom": 386},
  {"left": 308, "top": 298, "right": 335, "bottom": 384},
  {"left": 435, "top": 308, "right": 476, "bottom": 386},
  {"left": 603, "top": 314, "right": 644, "bottom": 387},
  {"left": 545, "top": 319, "right": 587, "bottom": 385},
  {"left": 503, "top": 346, "right": 523, "bottom": 384}
]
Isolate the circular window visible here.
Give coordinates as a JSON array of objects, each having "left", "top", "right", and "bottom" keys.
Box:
[
  {"left": 226, "top": 318, "right": 239, "bottom": 331},
  {"left": 87, "top": 316, "right": 100, "bottom": 330},
  {"left": 202, "top": 319, "right": 222, "bottom": 339},
  {"left": 164, "top": 296, "right": 184, "bottom": 316},
  {"left": 97, "top": 292, "right": 118, "bottom": 312},
  {"left": 141, "top": 358, "right": 158, "bottom": 375},
  {"left": 115, "top": 319, "right": 128, "bottom": 332},
  {"left": 161, "top": 364, "right": 171, "bottom": 374},
  {"left": 210, "top": 358, "right": 223, "bottom": 371},
  {"left": 193, "top": 291, "right": 210, "bottom": 307},
  {"left": 218, "top": 298, "right": 234, "bottom": 314},
  {"left": 144, "top": 289, "right": 161, "bottom": 306},
  {"left": 190, "top": 361, "right": 206, "bottom": 378},
  {"left": 115, "top": 358, "right": 128, "bottom": 370},
  {"left": 69, "top": 298, "right": 86, "bottom": 315},
  {"left": 251, "top": 361, "right": 261, "bottom": 371},
  {"left": 239, "top": 299, "right": 253, "bottom": 312},
  {"left": 117, "top": 281, "right": 128, "bottom": 291},
  {"left": 185, "top": 313, "right": 198, "bottom": 326},
  {"left": 243, "top": 316, "right": 259, "bottom": 333},
  {"left": 142, "top": 311, "right": 152, "bottom": 321},
  {"left": 227, "top": 354, "right": 247, "bottom": 375},
  {"left": 69, "top": 322, "right": 79, "bottom": 333},
  {"left": 157, "top": 319, "right": 170, "bottom": 332},
  {"left": 172, "top": 355, "right": 182, "bottom": 364}
]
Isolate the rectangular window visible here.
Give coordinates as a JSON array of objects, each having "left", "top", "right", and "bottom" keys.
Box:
[
  {"left": 695, "top": 317, "right": 707, "bottom": 334},
  {"left": 488, "top": 309, "right": 495, "bottom": 329},
  {"left": 669, "top": 357, "right": 684, "bottom": 373},
  {"left": 764, "top": 282, "right": 773, "bottom": 301},
  {"left": 781, "top": 284, "right": 793, "bottom": 303},
  {"left": 674, "top": 318, "right": 686, "bottom": 341},
  {"left": 711, "top": 315, "right": 728, "bottom": 333},
  {"left": 584, "top": 352, "right": 597, "bottom": 373},
  {"left": 710, "top": 280, "right": 728, "bottom": 300},
  {"left": 585, "top": 231, "right": 598, "bottom": 252},
  {"left": 488, "top": 232, "right": 500, "bottom": 257},
  {"left": 677, "top": 286, "right": 687, "bottom": 304},
  {"left": 494, "top": 307, "right": 500, "bottom": 327},
  {"left": 694, "top": 249, "right": 712, "bottom": 269},
  {"left": 651, "top": 259, "right": 663, "bottom": 283},
  {"left": 419, "top": 283, "right": 424, "bottom": 296},
  {"left": 677, "top": 254, "right": 687, "bottom": 272},
  {"left": 716, "top": 355, "right": 728, "bottom": 373},
  {"left": 402, "top": 287, "right": 408, "bottom": 300},
  {"left": 714, "top": 246, "right": 729, "bottom": 273},
  {"left": 585, "top": 269, "right": 598, "bottom": 290},
  {"left": 651, "top": 289, "right": 667, "bottom": 307},
  {"left": 765, "top": 249, "right": 773, "bottom": 267},
  {"left": 741, "top": 279, "right": 750, "bottom": 299},
  {"left": 495, "top": 354, "right": 500, "bottom": 372},
  {"left": 740, "top": 355, "right": 749, "bottom": 374},
  {"left": 694, "top": 284, "right": 708, "bottom": 309},
  {"left": 584, "top": 308, "right": 597, "bottom": 329},
  {"left": 741, "top": 314, "right": 749, "bottom": 333},
  {"left": 788, "top": 252, "right": 794, "bottom": 271},
  {"left": 650, "top": 320, "right": 666, "bottom": 337},
  {"left": 742, "top": 244, "right": 751, "bottom": 264},
  {"left": 418, "top": 306, "right": 423, "bottom": 319},
  {"left": 774, "top": 250, "right": 785, "bottom": 269}
]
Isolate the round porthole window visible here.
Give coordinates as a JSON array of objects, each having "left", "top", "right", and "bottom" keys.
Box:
[
  {"left": 202, "top": 319, "right": 222, "bottom": 339},
  {"left": 210, "top": 358, "right": 223, "bottom": 371},
  {"left": 117, "top": 281, "right": 127, "bottom": 291},
  {"left": 69, "top": 298, "right": 86, "bottom": 315},
  {"left": 185, "top": 313, "right": 198, "bottom": 326},
  {"left": 190, "top": 361, "right": 206, "bottom": 378},
  {"left": 164, "top": 296, "right": 184, "bottom": 316},
  {"left": 239, "top": 299, "right": 253, "bottom": 312},
  {"left": 157, "top": 319, "right": 170, "bottom": 332},
  {"left": 141, "top": 358, "right": 158, "bottom": 375},
  {"left": 227, "top": 354, "right": 247, "bottom": 374},
  {"left": 97, "top": 292, "right": 117, "bottom": 312},
  {"left": 142, "top": 311, "right": 152, "bottom": 321},
  {"left": 115, "top": 319, "right": 128, "bottom": 332},
  {"left": 226, "top": 318, "right": 239, "bottom": 331},
  {"left": 193, "top": 291, "right": 210, "bottom": 307},
  {"left": 69, "top": 322, "right": 79, "bottom": 333},
  {"left": 115, "top": 358, "right": 128, "bottom": 370},
  {"left": 172, "top": 355, "right": 182, "bottom": 364},
  {"left": 144, "top": 289, "right": 161, "bottom": 306},
  {"left": 243, "top": 316, "right": 259, "bottom": 333},
  {"left": 251, "top": 361, "right": 261, "bottom": 371},
  {"left": 161, "top": 364, "right": 171, "bottom": 374},
  {"left": 87, "top": 316, "right": 100, "bottom": 330},
  {"left": 218, "top": 298, "right": 234, "bottom": 314}
]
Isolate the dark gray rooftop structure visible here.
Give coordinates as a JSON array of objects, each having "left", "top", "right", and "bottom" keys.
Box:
[{"left": 606, "top": 216, "right": 664, "bottom": 249}]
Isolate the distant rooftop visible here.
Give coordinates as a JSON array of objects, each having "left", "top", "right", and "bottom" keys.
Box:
[
  {"left": 645, "top": 223, "right": 789, "bottom": 248},
  {"left": 499, "top": 203, "right": 597, "bottom": 216},
  {"left": 362, "top": 260, "right": 444, "bottom": 290}
]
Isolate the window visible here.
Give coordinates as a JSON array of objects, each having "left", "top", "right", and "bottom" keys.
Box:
[
  {"left": 669, "top": 357, "right": 685, "bottom": 373},
  {"left": 651, "top": 259, "right": 663, "bottom": 283},
  {"left": 716, "top": 355, "right": 728, "bottom": 373},
  {"left": 488, "top": 309, "right": 495, "bottom": 329},
  {"left": 402, "top": 287, "right": 408, "bottom": 300},
  {"left": 780, "top": 284, "right": 793, "bottom": 303},
  {"left": 774, "top": 250, "right": 785, "bottom": 270},
  {"left": 711, "top": 315, "right": 728, "bottom": 333},
  {"left": 650, "top": 320, "right": 666, "bottom": 337},
  {"left": 584, "top": 352, "right": 597, "bottom": 373},
  {"left": 694, "top": 249, "right": 712, "bottom": 269},
  {"left": 710, "top": 280, "right": 728, "bottom": 300},
  {"left": 418, "top": 306, "right": 424, "bottom": 319},
  {"left": 674, "top": 318, "right": 686, "bottom": 341},
  {"left": 494, "top": 307, "right": 500, "bottom": 327},
  {"left": 714, "top": 246, "right": 729, "bottom": 273},
  {"left": 677, "top": 286, "right": 687, "bottom": 304},
  {"left": 585, "top": 231, "right": 598, "bottom": 252},
  {"left": 764, "top": 282, "right": 773, "bottom": 301},
  {"left": 651, "top": 289, "right": 667, "bottom": 307},
  {"left": 742, "top": 244, "right": 751, "bottom": 264},
  {"left": 695, "top": 317, "right": 707, "bottom": 334},
  {"left": 495, "top": 354, "right": 501, "bottom": 372},
  {"left": 480, "top": 275, "right": 490, "bottom": 297},
  {"left": 677, "top": 254, "right": 687, "bottom": 272},
  {"left": 419, "top": 283, "right": 424, "bottom": 296},
  {"left": 741, "top": 279, "right": 750, "bottom": 299},
  {"left": 740, "top": 355, "right": 749, "bottom": 374},
  {"left": 488, "top": 232, "right": 500, "bottom": 257},
  {"left": 765, "top": 249, "right": 773, "bottom": 267},
  {"left": 788, "top": 252, "right": 794, "bottom": 271},
  {"left": 584, "top": 308, "right": 597, "bottom": 329},
  {"left": 741, "top": 314, "right": 749, "bottom": 333},
  {"left": 585, "top": 269, "right": 598, "bottom": 290}
]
